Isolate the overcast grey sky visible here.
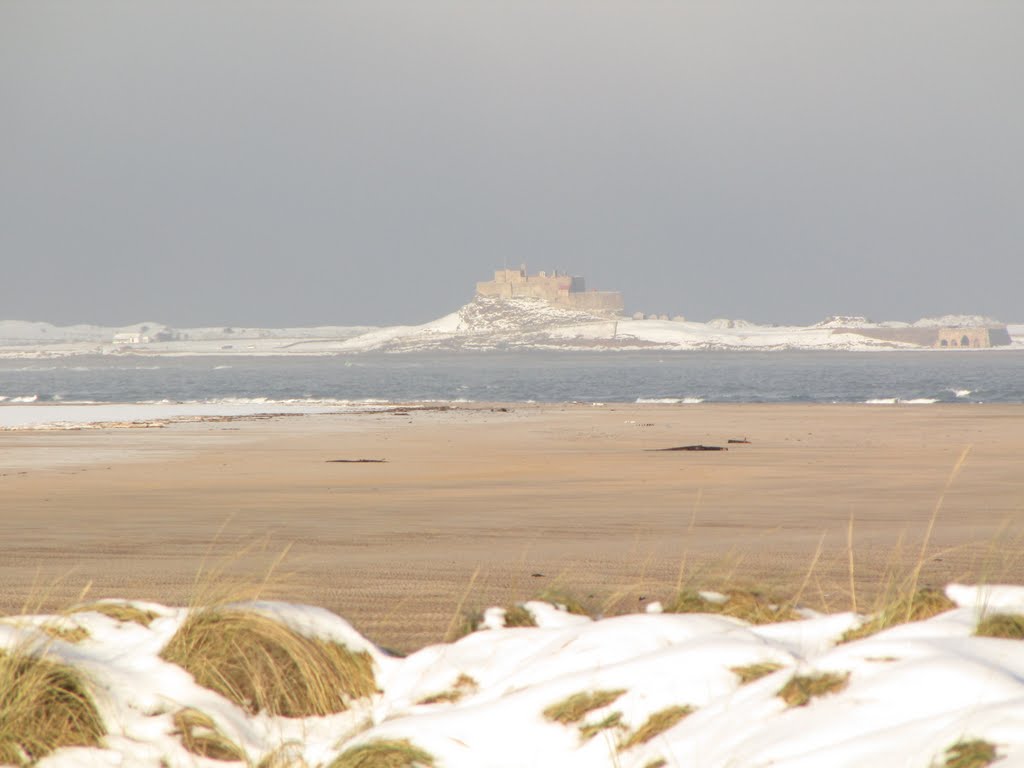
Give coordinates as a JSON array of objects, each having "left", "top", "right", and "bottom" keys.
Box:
[{"left": 1, "top": 1, "right": 1022, "bottom": 327}]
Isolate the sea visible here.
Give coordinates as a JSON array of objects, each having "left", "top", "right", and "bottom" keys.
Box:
[{"left": 1, "top": 350, "right": 1023, "bottom": 407}]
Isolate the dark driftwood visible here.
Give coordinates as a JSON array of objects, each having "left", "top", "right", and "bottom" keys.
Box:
[
  {"left": 728, "top": 439, "right": 752, "bottom": 444},
  {"left": 326, "top": 459, "right": 387, "bottom": 463},
  {"left": 647, "top": 445, "right": 728, "bottom": 452}
]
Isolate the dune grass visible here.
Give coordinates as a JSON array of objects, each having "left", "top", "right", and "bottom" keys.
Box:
[
  {"left": 534, "top": 589, "right": 590, "bottom": 616},
  {"left": 451, "top": 603, "right": 536, "bottom": 639},
  {"left": 329, "top": 738, "right": 436, "bottom": 768},
  {"left": 777, "top": 671, "right": 850, "bottom": 707},
  {"left": 416, "top": 673, "right": 479, "bottom": 705},
  {"left": 841, "top": 587, "right": 956, "bottom": 642},
  {"left": 731, "top": 662, "right": 785, "bottom": 685},
  {"left": 0, "top": 648, "right": 105, "bottom": 766},
  {"left": 975, "top": 613, "right": 1024, "bottom": 640},
  {"left": 943, "top": 739, "right": 999, "bottom": 768},
  {"left": 172, "top": 708, "right": 245, "bottom": 762},
  {"left": 37, "top": 623, "right": 90, "bottom": 644},
  {"left": 160, "top": 608, "right": 376, "bottom": 717},
  {"left": 503, "top": 604, "right": 538, "bottom": 627},
  {"left": 619, "top": 705, "right": 694, "bottom": 749},
  {"left": 543, "top": 689, "right": 626, "bottom": 724},
  {"left": 579, "top": 711, "right": 624, "bottom": 741},
  {"left": 72, "top": 601, "right": 158, "bottom": 627},
  {"left": 665, "top": 588, "right": 797, "bottom": 624}
]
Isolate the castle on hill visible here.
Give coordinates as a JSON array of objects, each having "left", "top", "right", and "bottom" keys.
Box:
[{"left": 476, "top": 265, "right": 624, "bottom": 315}]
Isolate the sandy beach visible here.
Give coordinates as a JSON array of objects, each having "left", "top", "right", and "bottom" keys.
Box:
[{"left": 2, "top": 403, "right": 1023, "bottom": 652}]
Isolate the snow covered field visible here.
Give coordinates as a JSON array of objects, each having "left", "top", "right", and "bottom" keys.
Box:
[
  {"left": 4, "top": 585, "right": 1024, "bottom": 767},
  {"left": 2, "top": 301, "right": 1021, "bottom": 357}
]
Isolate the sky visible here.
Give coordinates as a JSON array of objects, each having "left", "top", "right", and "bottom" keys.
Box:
[{"left": 1, "top": 1, "right": 1022, "bottom": 327}]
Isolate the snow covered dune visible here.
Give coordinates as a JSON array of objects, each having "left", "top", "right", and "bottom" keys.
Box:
[{"left": 4, "top": 585, "right": 1024, "bottom": 767}]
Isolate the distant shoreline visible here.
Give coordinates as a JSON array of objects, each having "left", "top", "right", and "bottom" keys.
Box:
[{"left": 2, "top": 299, "right": 1022, "bottom": 355}]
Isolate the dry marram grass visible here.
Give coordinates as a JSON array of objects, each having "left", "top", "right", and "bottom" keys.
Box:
[
  {"left": 38, "top": 623, "right": 90, "bottom": 644},
  {"left": 943, "top": 739, "right": 1000, "bottom": 768},
  {"left": 619, "top": 705, "right": 694, "bottom": 749},
  {"left": 842, "top": 588, "right": 956, "bottom": 642},
  {"left": 172, "top": 708, "right": 245, "bottom": 762},
  {"left": 502, "top": 604, "right": 537, "bottom": 628},
  {"left": 416, "top": 673, "right": 478, "bottom": 705},
  {"left": 160, "top": 608, "right": 376, "bottom": 717},
  {"left": 666, "top": 589, "right": 797, "bottom": 624},
  {"left": 329, "top": 738, "right": 436, "bottom": 768},
  {"left": 0, "top": 649, "right": 105, "bottom": 766},
  {"left": 73, "top": 601, "right": 158, "bottom": 627},
  {"left": 535, "top": 589, "right": 590, "bottom": 616},
  {"left": 579, "top": 711, "right": 624, "bottom": 741},
  {"left": 731, "top": 662, "right": 784, "bottom": 684},
  {"left": 777, "top": 671, "right": 850, "bottom": 707},
  {"left": 975, "top": 613, "right": 1024, "bottom": 640},
  {"left": 543, "top": 689, "right": 627, "bottom": 724}
]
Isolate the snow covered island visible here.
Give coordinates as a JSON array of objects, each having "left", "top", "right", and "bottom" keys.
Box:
[{"left": 1, "top": 268, "right": 1020, "bottom": 357}]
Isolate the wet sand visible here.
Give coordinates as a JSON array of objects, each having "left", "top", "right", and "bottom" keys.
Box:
[{"left": 2, "top": 404, "right": 1024, "bottom": 651}]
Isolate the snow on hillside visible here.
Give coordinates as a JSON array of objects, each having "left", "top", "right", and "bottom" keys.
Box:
[
  {"left": 5, "top": 584, "right": 1024, "bottom": 767},
  {"left": 913, "top": 314, "right": 1004, "bottom": 328},
  {"left": 2, "top": 301, "right": 1021, "bottom": 357}
]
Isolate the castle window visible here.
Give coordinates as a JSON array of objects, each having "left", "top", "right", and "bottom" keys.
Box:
[
  {"left": 961, "top": 335, "right": 971, "bottom": 348},
  {"left": 940, "top": 339, "right": 948, "bottom": 347}
]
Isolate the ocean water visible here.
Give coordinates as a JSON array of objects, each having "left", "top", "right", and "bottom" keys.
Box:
[{"left": 1, "top": 351, "right": 1023, "bottom": 405}]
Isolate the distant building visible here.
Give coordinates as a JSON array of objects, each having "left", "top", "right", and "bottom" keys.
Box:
[
  {"left": 112, "top": 332, "right": 149, "bottom": 345},
  {"left": 833, "top": 326, "right": 1011, "bottom": 348},
  {"left": 476, "top": 265, "right": 624, "bottom": 315}
]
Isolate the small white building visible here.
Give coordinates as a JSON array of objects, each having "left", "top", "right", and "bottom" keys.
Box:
[{"left": 112, "top": 332, "right": 150, "bottom": 345}]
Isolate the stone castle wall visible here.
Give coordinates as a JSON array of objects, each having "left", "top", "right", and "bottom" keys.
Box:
[{"left": 476, "top": 267, "right": 623, "bottom": 315}]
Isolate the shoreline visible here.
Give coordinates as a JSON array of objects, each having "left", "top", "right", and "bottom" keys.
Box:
[
  {"left": 3, "top": 403, "right": 1024, "bottom": 652},
  {"left": 0, "top": 394, "right": 1014, "bottom": 432}
]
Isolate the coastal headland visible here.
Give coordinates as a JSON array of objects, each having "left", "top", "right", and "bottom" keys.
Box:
[{"left": 2, "top": 403, "right": 1023, "bottom": 652}]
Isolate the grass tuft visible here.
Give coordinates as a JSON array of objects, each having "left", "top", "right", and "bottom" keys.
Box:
[
  {"left": 160, "top": 608, "right": 376, "bottom": 717},
  {"left": 777, "top": 671, "right": 850, "bottom": 707},
  {"left": 172, "top": 708, "right": 245, "bottom": 762},
  {"left": 329, "top": 738, "right": 436, "bottom": 768},
  {"left": 976, "top": 613, "right": 1024, "bottom": 640},
  {"left": 579, "top": 711, "right": 623, "bottom": 741},
  {"left": 38, "top": 623, "right": 90, "bottom": 644},
  {"left": 416, "top": 673, "right": 479, "bottom": 705},
  {"left": 0, "top": 649, "right": 105, "bottom": 765},
  {"left": 944, "top": 739, "right": 999, "bottom": 768},
  {"left": 543, "top": 689, "right": 627, "bottom": 724},
  {"left": 665, "top": 589, "right": 796, "bottom": 624},
  {"left": 73, "top": 601, "right": 158, "bottom": 627},
  {"left": 841, "top": 588, "right": 956, "bottom": 642},
  {"left": 453, "top": 609, "right": 484, "bottom": 639},
  {"left": 731, "top": 662, "right": 784, "bottom": 685},
  {"left": 619, "top": 705, "right": 694, "bottom": 749},
  {"left": 453, "top": 603, "right": 536, "bottom": 638},
  {"left": 643, "top": 760, "right": 668, "bottom": 768},
  {"left": 503, "top": 604, "right": 538, "bottom": 628},
  {"left": 534, "top": 590, "right": 590, "bottom": 616}
]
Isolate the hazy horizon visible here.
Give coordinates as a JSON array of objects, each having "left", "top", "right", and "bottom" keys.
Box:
[{"left": 2, "top": 2, "right": 1022, "bottom": 327}]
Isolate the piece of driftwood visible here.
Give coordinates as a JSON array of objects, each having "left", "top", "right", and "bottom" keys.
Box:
[
  {"left": 326, "top": 459, "right": 387, "bottom": 463},
  {"left": 728, "top": 438, "right": 751, "bottom": 444},
  {"left": 647, "top": 445, "right": 728, "bottom": 452}
]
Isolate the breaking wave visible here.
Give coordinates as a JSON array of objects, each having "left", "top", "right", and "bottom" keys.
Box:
[
  {"left": 636, "top": 397, "right": 705, "bottom": 404},
  {"left": 864, "top": 398, "right": 939, "bottom": 405}
]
